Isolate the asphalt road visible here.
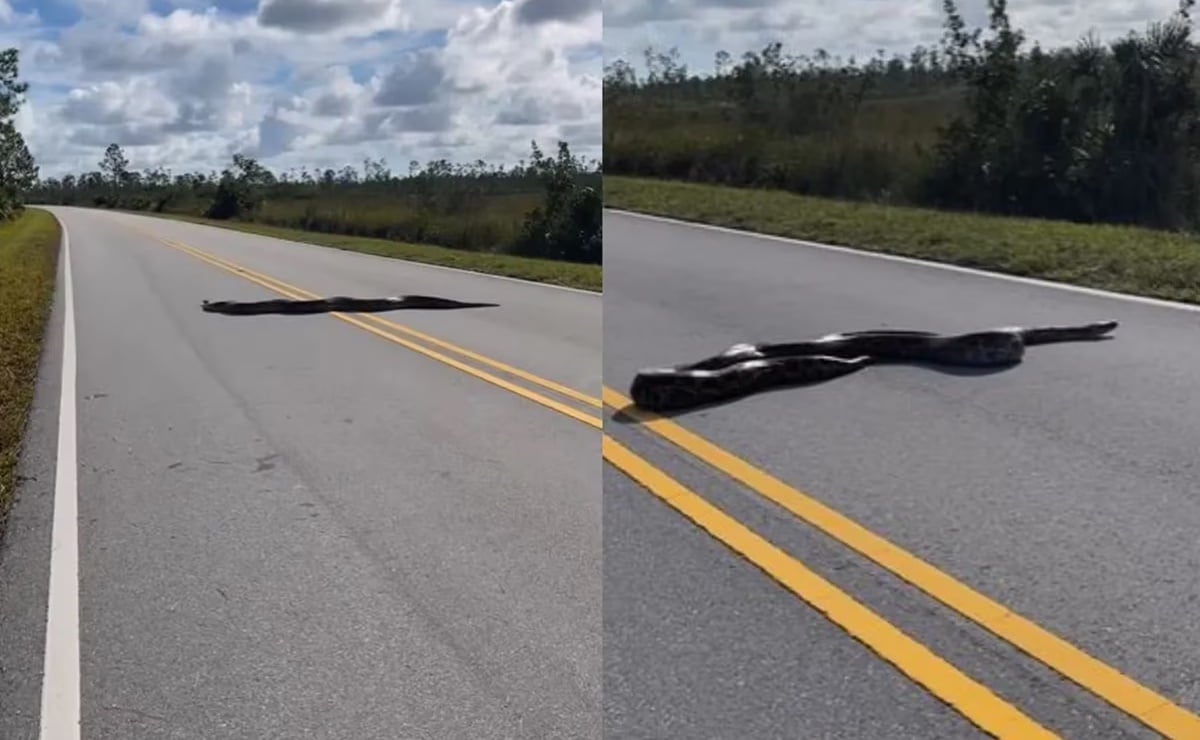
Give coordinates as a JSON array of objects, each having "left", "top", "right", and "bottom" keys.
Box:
[
  {"left": 0, "top": 206, "right": 601, "bottom": 739},
  {"left": 602, "top": 209, "right": 1200, "bottom": 739}
]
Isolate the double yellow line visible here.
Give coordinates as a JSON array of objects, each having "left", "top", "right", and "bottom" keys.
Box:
[
  {"left": 603, "top": 435, "right": 1056, "bottom": 739},
  {"left": 120, "top": 221, "right": 603, "bottom": 431},
  {"left": 602, "top": 387, "right": 1200, "bottom": 738},
  {"left": 120, "top": 216, "right": 1198, "bottom": 737}
]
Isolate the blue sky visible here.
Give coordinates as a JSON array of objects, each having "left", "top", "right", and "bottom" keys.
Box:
[
  {"left": 2, "top": 0, "right": 600, "bottom": 178},
  {"left": 603, "top": 0, "right": 1187, "bottom": 80}
]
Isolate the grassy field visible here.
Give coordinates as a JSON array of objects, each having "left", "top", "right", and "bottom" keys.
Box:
[
  {"left": 603, "top": 87, "right": 957, "bottom": 205},
  {"left": 129, "top": 210, "right": 603, "bottom": 292},
  {"left": 252, "top": 189, "right": 542, "bottom": 252},
  {"left": 606, "top": 2, "right": 1200, "bottom": 235},
  {"left": 606, "top": 176, "right": 1200, "bottom": 304},
  {"left": 106, "top": 184, "right": 547, "bottom": 255},
  {"left": 0, "top": 209, "right": 61, "bottom": 528}
]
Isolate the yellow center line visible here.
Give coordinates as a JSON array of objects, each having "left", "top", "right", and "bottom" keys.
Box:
[
  {"left": 122, "top": 219, "right": 600, "bottom": 410},
  {"left": 602, "top": 435, "right": 1059, "bottom": 740},
  {"left": 602, "top": 386, "right": 1200, "bottom": 739},
  {"left": 117, "top": 219, "right": 601, "bottom": 429}
]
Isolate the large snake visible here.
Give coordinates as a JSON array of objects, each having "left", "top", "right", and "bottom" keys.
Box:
[
  {"left": 202, "top": 295, "right": 499, "bottom": 315},
  {"left": 629, "top": 320, "right": 1118, "bottom": 412}
]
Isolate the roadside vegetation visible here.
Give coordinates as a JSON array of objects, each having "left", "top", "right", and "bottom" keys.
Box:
[
  {"left": 0, "top": 48, "right": 57, "bottom": 528},
  {"left": 604, "top": 0, "right": 1200, "bottom": 301},
  {"left": 0, "top": 210, "right": 60, "bottom": 526}
]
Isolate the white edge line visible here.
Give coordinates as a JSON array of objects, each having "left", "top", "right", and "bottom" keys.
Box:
[
  {"left": 39, "top": 212, "right": 81, "bottom": 740},
  {"left": 606, "top": 207, "right": 1200, "bottom": 314},
  {"left": 104, "top": 207, "right": 602, "bottom": 297}
]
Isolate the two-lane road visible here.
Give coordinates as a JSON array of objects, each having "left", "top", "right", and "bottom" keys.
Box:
[
  {"left": 0, "top": 207, "right": 601, "bottom": 739},
  {"left": 603, "top": 209, "right": 1200, "bottom": 739},
  {"left": 9, "top": 204, "right": 1200, "bottom": 738}
]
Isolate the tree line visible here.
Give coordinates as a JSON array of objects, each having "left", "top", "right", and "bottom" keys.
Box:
[
  {"left": 604, "top": 0, "right": 1200, "bottom": 232},
  {"left": 32, "top": 140, "right": 602, "bottom": 263}
]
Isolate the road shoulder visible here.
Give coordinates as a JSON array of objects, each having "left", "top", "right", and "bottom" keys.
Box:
[{"left": 0, "top": 226, "right": 66, "bottom": 739}]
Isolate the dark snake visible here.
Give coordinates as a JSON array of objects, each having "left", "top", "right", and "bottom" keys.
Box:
[
  {"left": 629, "top": 320, "right": 1118, "bottom": 412},
  {"left": 202, "top": 295, "right": 499, "bottom": 315}
]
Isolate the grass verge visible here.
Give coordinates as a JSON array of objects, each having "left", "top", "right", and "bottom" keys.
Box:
[
  {"left": 0, "top": 208, "right": 62, "bottom": 530},
  {"left": 124, "top": 211, "right": 602, "bottom": 293},
  {"left": 605, "top": 175, "right": 1200, "bottom": 304}
]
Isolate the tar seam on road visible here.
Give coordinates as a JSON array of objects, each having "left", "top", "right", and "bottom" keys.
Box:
[
  {"left": 602, "top": 435, "right": 1059, "bottom": 740},
  {"left": 606, "top": 208, "right": 1200, "bottom": 314},
  {"left": 115, "top": 219, "right": 601, "bottom": 430},
  {"left": 40, "top": 218, "right": 81, "bottom": 740},
  {"left": 602, "top": 386, "right": 1200, "bottom": 739}
]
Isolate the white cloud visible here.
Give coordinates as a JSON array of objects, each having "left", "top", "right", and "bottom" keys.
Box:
[
  {"left": 62, "top": 79, "right": 177, "bottom": 127},
  {"left": 603, "top": 0, "right": 1186, "bottom": 77},
  {"left": 440, "top": 0, "right": 600, "bottom": 157},
  {"left": 1, "top": 0, "right": 599, "bottom": 178}
]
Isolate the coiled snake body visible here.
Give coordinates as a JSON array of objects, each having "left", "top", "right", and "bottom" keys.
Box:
[
  {"left": 202, "top": 295, "right": 499, "bottom": 315},
  {"left": 630, "top": 321, "right": 1118, "bottom": 412}
]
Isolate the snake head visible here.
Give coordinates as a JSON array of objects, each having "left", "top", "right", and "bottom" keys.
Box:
[{"left": 629, "top": 368, "right": 682, "bottom": 411}]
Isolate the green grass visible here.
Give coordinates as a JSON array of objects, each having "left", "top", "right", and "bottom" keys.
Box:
[
  {"left": 122, "top": 211, "right": 602, "bottom": 292},
  {"left": 605, "top": 175, "right": 1200, "bottom": 304},
  {"left": 0, "top": 209, "right": 61, "bottom": 528}
]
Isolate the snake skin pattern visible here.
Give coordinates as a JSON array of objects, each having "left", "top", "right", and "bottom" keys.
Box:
[
  {"left": 629, "top": 320, "right": 1118, "bottom": 412},
  {"left": 202, "top": 295, "right": 499, "bottom": 315}
]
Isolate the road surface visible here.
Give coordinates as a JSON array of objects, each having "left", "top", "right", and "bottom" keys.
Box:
[
  {"left": 602, "top": 209, "right": 1200, "bottom": 739},
  {"left": 0, "top": 206, "right": 601, "bottom": 739}
]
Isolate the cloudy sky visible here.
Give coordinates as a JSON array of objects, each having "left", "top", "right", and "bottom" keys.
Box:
[
  {"left": 604, "top": 0, "right": 1186, "bottom": 79},
  {"left": 1, "top": 0, "right": 600, "bottom": 178}
]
